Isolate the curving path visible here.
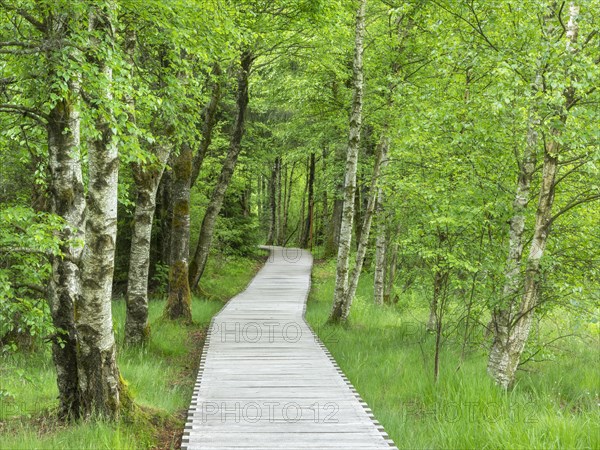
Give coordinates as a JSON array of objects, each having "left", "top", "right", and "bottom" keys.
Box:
[{"left": 182, "top": 246, "right": 397, "bottom": 450}]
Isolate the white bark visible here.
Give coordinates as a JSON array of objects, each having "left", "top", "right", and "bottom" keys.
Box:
[
  {"left": 47, "top": 72, "right": 85, "bottom": 418},
  {"left": 330, "top": 0, "right": 366, "bottom": 322},
  {"left": 76, "top": 2, "right": 123, "bottom": 417},
  {"left": 373, "top": 202, "right": 386, "bottom": 305},
  {"left": 125, "top": 145, "right": 170, "bottom": 344},
  {"left": 343, "top": 136, "right": 388, "bottom": 319},
  {"left": 487, "top": 1, "right": 579, "bottom": 389}
]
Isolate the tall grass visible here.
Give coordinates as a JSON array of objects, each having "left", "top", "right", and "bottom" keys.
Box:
[
  {"left": 306, "top": 259, "right": 600, "bottom": 449},
  {"left": 0, "top": 253, "right": 264, "bottom": 449}
]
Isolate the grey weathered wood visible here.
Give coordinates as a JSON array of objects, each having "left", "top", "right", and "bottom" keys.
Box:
[{"left": 182, "top": 246, "right": 397, "bottom": 450}]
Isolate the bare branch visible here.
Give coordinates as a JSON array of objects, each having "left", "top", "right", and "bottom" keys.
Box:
[
  {"left": 548, "top": 193, "right": 600, "bottom": 227},
  {"left": 0, "top": 40, "right": 38, "bottom": 48},
  {"left": 0, "top": 104, "right": 47, "bottom": 123},
  {"left": 583, "top": 29, "right": 598, "bottom": 47},
  {"left": 0, "top": 246, "right": 52, "bottom": 257},
  {"left": 519, "top": 333, "right": 580, "bottom": 366},
  {"left": 0, "top": 246, "right": 79, "bottom": 264},
  {"left": 431, "top": 0, "right": 499, "bottom": 52},
  {"left": 0, "top": 0, "right": 46, "bottom": 32},
  {"left": 13, "top": 282, "right": 47, "bottom": 295},
  {"left": 0, "top": 47, "right": 42, "bottom": 55}
]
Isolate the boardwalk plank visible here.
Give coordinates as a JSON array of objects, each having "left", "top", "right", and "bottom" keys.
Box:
[{"left": 182, "top": 246, "right": 397, "bottom": 450}]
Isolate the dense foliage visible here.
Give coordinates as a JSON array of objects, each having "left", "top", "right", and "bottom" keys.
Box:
[{"left": 0, "top": 0, "right": 597, "bottom": 446}]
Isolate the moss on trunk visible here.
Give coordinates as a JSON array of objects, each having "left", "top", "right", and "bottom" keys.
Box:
[{"left": 165, "top": 260, "right": 192, "bottom": 321}]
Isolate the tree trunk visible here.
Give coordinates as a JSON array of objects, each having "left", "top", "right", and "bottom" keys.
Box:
[
  {"left": 487, "top": 2, "right": 579, "bottom": 389},
  {"left": 257, "top": 174, "right": 263, "bottom": 225},
  {"left": 300, "top": 153, "right": 315, "bottom": 248},
  {"left": 123, "top": 28, "right": 172, "bottom": 345},
  {"left": 353, "top": 181, "right": 362, "bottom": 250},
  {"left": 188, "top": 50, "right": 253, "bottom": 289},
  {"left": 164, "top": 143, "right": 193, "bottom": 321},
  {"left": 298, "top": 160, "right": 308, "bottom": 245},
  {"left": 191, "top": 63, "right": 222, "bottom": 188},
  {"left": 125, "top": 145, "right": 170, "bottom": 344},
  {"left": 329, "top": 0, "right": 367, "bottom": 322},
  {"left": 275, "top": 157, "right": 283, "bottom": 245},
  {"left": 341, "top": 136, "right": 387, "bottom": 319},
  {"left": 427, "top": 269, "right": 446, "bottom": 332},
  {"left": 487, "top": 140, "right": 560, "bottom": 389},
  {"left": 47, "top": 85, "right": 85, "bottom": 420},
  {"left": 384, "top": 221, "right": 401, "bottom": 303},
  {"left": 266, "top": 159, "right": 277, "bottom": 245},
  {"left": 325, "top": 144, "right": 345, "bottom": 256},
  {"left": 282, "top": 161, "right": 296, "bottom": 244},
  {"left": 487, "top": 66, "right": 541, "bottom": 327},
  {"left": 319, "top": 147, "right": 329, "bottom": 246},
  {"left": 154, "top": 171, "right": 173, "bottom": 267},
  {"left": 76, "top": 2, "right": 124, "bottom": 418},
  {"left": 373, "top": 145, "right": 388, "bottom": 305},
  {"left": 242, "top": 177, "right": 252, "bottom": 217}
]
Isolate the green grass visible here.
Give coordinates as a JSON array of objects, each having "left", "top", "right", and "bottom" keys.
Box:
[
  {"left": 306, "top": 259, "right": 600, "bottom": 449},
  {"left": 0, "top": 252, "right": 265, "bottom": 450}
]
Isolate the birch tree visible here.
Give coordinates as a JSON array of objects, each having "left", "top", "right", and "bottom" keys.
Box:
[
  {"left": 329, "top": 0, "right": 367, "bottom": 323},
  {"left": 45, "top": 16, "right": 86, "bottom": 419},
  {"left": 488, "top": 1, "right": 589, "bottom": 389},
  {"left": 75, "top": 1, "right": 125, "bottom": 417},
  {"left": 373, "top": 166, "right": 387, "bottom": 305},
  {"left": 0, "top": 0, "right": 87, "bottom": 418},
  {"left": 164, "top": 143, "right": 193, "bottom": 321},
  {"left": 125, "top": 142, "right": 170, "bottom": 343},
  {"left": 121, "top": 22, "right": 174, "bottom": 344},
  {"left": 188, "top": 50, "right": 253, "bottom": 290},
  {"left": 343, "top": 137, "right": 387, "bottom": 314}
]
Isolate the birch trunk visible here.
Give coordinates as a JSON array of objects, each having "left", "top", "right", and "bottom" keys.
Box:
[
  {"left": 353, "top": 183, "right": 362, "bottom": 250},
  {"left": 257, "top": 174, "right": 263, "bottom": 225},
  {"left": 373, "top": 171, "right": 386, "bottom": 305},
  {"left": 298, "top": 162, "right": 307, "bottom": 245},
  {"left": 123, "top": 28, "right": 171, "bottom": 344},
  {"left": 282, "top": 161, "right": 296, "bottom": 244},
  {"left": 191, "top": 63, "right": 222, "bottom": 188},
  {"left": 343, "top": 137, "right": 388, "bottom": 319},
  {"left": 486, "top": 83, "right": 539, "bottom": 372},
  {"left": 325, "top": 145, "right": 345, "bottom": 256},
  {"left": 320, "top": 147, "right": 329, "bottom": 246},
  {"left": 76, "top": 1, "right": 124, "bottom": 418},
  {"left": 164, "top": 143, "right": 193, "bottom": 321},
  {"left": 384, "top": 222, "right": 401, "bottom": 303},
  {"left": 266, "top": 159, "right": 277, "bottom": 245},
  {"left": 300, "top": 153, "right": 315, "bottom": 248},
  {"left": 275, "top": 156, "right": 287, "bottom": 246},
  {"left": 125, "top": 145, "right": 170, "bottom": 344},
  {"left": 47, "top": 83, "right": 85, "bottom": 419},
  {"left": 329, "top": 0, "right": 367, "bottom": 322},
  {"left": 488, "top": 139, "right": 560, "bottom": 388},
  {"left": 487, "top": 2, "right": 579, "bottom": 389},
  {"left": 189, "top": 51, "right": 252, "bottom": 289}
]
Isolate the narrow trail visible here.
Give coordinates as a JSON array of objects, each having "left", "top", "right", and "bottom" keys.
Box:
[{"left": 182, "top": 246, "right": 397, "bottom": 450}]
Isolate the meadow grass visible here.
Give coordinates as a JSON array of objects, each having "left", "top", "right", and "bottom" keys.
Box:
[
  {"left": 306, "top": 259, "right": 600, "bottom": 449},
  {"left": 0, "top": 252, "right": 264, "bottom": 449}
]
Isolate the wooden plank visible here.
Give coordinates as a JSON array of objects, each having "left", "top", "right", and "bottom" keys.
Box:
[{"left": 182, "top": 246, "right": 397, "bottom": 449}]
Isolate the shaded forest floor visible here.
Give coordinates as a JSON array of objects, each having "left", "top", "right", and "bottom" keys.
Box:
[
  {"left": 0, "top": 253, "right": 265, "bottom": 450},
  {"left": 306, "top": 258, "right": 600, "bottom": 449}
]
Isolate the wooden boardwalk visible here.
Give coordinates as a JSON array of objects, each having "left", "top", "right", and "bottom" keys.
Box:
[{"left": 182, "top": 246, "right": 397, "bottom": 450}]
